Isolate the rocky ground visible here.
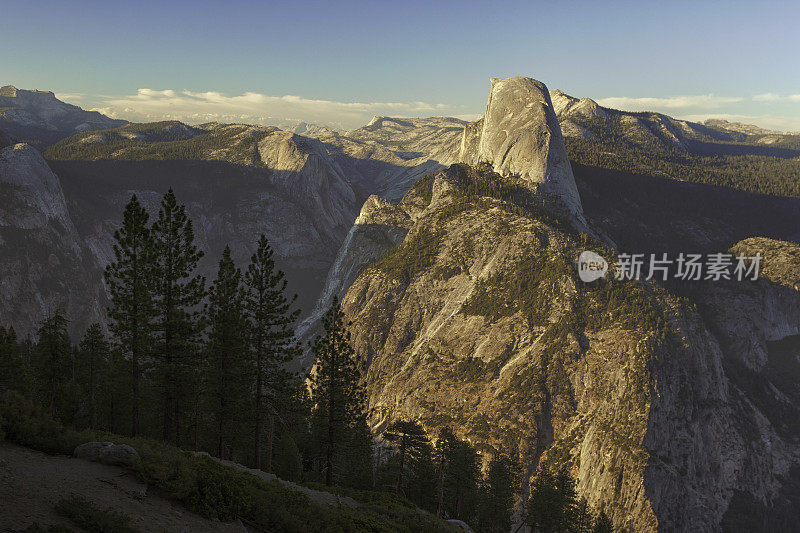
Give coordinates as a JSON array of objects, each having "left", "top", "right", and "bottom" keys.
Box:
[{"left": 0, "top": 442, "right": 249, "bottom": 532}]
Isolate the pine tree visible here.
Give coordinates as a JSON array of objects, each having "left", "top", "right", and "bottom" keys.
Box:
[
  {"left": 33, "top": 311, "right": 71, "bottom": 419},
  {"left": 434, "top": 426, "right": 480, "bottom": 522},
  {"left": 76, "top": 323, "right": 110, "bottom": 430},
  {"left": 150, "top": 188, "right": 205, "bottom": 446},
  {"left": 527, "top": 464, "right": 579, "bottom": 533},
  {"left": 435, "top": 426, "right": 455, "bottom": 519},
  {"left": 382, "top": 419, "right": 430, "bottom": 495},
  {"left": 244, "top": 234, "right": 299, "bottom": 471},
  {"left": 0, "top": 326, "right": 32, "bottom": 395},
  {"left": 593, "top": 509, "right": 614, "bottom": 533},
  {"left": 100, "top": 347, "right": 130, "bottom": 434},
  {"left": 449, "top": 437, "right": 480, "bottom": 522},
  {"left": 105, "top": 194, "right": 154, "bottom": 437},
  {"left": 554, "top": 465, "right": 579, "bottom": 529},
  {"left": 405, "top": 435, "right": 438, "bottom": 512},
  {"left": 477, "top": 454, "right": 516, "bottom": 533},
  {"left": 574, "top": 497, "right": 595, "bottom": 533},
  {"left": 205, "top": 246, "right": 250, "bottom": 459},
  {"left": 309, "top": 297, "right": 367, "bottom": 486}
]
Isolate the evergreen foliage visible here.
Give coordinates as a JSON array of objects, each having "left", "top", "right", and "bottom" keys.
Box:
[
  {"left": 476, "top": 454, "right": 517, "bottom": 533},
  {"left": 564, "top": 127, "right": 800, "bottom": 198},
  {"left": 104, "top": 194, "right": 154, "bottom": 437},
  {"left": 204, "top": 246, "right": 250, "bottom": 459},
  {"left": 381, "top": 419, "right": 432, "bottom": 495},
  {"left": 0, "top": 325, "right": 32, "bottom": 396},
  {"left": 308, "top": 297, "right": 370, "bottom": 487},
  {"left": 526, "top": 464, "right": 614, "bottom": 533},
  {"left": 33, "top": 312, "right": 72, "bottom": 420},
  {"left": 149, "top": 188, "right": 205, "bottom": 446},
  {"left": 75, "top": 324, "right": 110, "bottom": 430},
  {"left": 243, "top": 234, "right": 300, "bottom": 471},
  {"left": 434, "top": 426, "right": 481, "bottom": 524}
]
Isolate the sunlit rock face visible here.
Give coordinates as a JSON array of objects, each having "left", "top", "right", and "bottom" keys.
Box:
[
  {"left": 336, "top": 164, "right": 800, "bottom": 531},
  {"left": 459, "top": 77, "right": 585, "bottom": 224}
]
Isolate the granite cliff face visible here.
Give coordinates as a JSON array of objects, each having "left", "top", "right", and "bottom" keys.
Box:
[
  {"left": 332, "top": 164, "right": 800, "bottom": 531},
  {"left": 0, "top": 143, "right": 106, "bottom": 333},
  {"left": 336, "top": 164, "right": 662, "bottom": 527},
  {"left": 459, "top": 77, "right": 585, "bottom": 224},
  {"left": 0, "top": 85, "right": 126, "bottom": 147},
  {"left": 295, "top": 195, "right": 413, "bottom": 365}
]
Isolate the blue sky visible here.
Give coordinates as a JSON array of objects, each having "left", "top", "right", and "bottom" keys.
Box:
[{"left": 3, "top": 0, "right": 799, "bottom": 130}]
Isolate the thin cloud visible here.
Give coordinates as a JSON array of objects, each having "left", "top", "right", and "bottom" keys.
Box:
[
  {"left": 679, "top": 113, "right": 800, "bottom": 133},
  {"left": 753, "top": 93, "right": 800, "bottom": 102},
  {"left": 596, "top": 94, "right": 743, "bottom": 111},
  {"left": 54, "top": 92, "right": 87, "bottom": 101},
  {"left": 70, "top": 88, "right": 461, "bottom": 130},
  {"left": 753, "top": 93, "right": 781, "bottom": 102}
]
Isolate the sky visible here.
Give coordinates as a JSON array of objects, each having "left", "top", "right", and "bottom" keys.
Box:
[{"left": 2, "top": 0, "right": 799, "bottom": 131}]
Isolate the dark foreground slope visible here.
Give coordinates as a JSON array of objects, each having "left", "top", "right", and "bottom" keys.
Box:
[{"left": 0, "top": 392, "right": 457, "bottom": 533}]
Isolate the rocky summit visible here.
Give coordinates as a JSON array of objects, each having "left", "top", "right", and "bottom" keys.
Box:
[
  {"left": 459, "top": 77, "right": 586, "bottom": 226},
  {"left": 0, "top": 85, "right": 126, "bottom": 147}
]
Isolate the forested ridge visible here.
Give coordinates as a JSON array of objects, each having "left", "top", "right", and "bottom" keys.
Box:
[
  {"left": 564, "top": 114, "right": 800, "bottom": 198},
  {"left": 43, "top": 122, "right": 273, "bottom": 165}
]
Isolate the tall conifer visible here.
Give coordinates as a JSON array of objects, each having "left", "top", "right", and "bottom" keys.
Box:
[
  {"left": 105, "top": 194, "right": 154, "bottom": 436},
  {"left": 309, "top": 297, "right": 367, "bottom": 486},
  {"left": 150, "top": 188, "right": 205, "bottom": 445},
  {"left": 205, "top": 246, "right": 249, "bottom": 459},
  {"left": 244, "top": 234, "right": 299, "bottom": 470}
]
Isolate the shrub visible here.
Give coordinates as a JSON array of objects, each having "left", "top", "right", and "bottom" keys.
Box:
[
  {"left": 0, "top": 390, "right": 92, "bottom": 454},
  {"left": 371, "top": 226, "right": 442, "bottom": 281},
  {"left": 55, "top": 495, "right": 137, "bottom": 533}
]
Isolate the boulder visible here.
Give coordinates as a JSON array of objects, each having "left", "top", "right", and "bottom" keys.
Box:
[{"left": 73, "top": 441, "right": 139, "bottom": 466}]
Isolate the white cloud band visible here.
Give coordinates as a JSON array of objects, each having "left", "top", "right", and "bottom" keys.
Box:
[
  {"left": 66, "top": 88, "right": 461, "bottom": 130},
  {"left": 596, "top": 94, "right": 743, "bottom": 111}
]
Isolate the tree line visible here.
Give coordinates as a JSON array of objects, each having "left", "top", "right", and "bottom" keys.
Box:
[
  {"left": 0, "top": 189, "right": 617, "bottom": 531},
  {"left": 564, "top": 132, "right": 800, "bottom": 199}
]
